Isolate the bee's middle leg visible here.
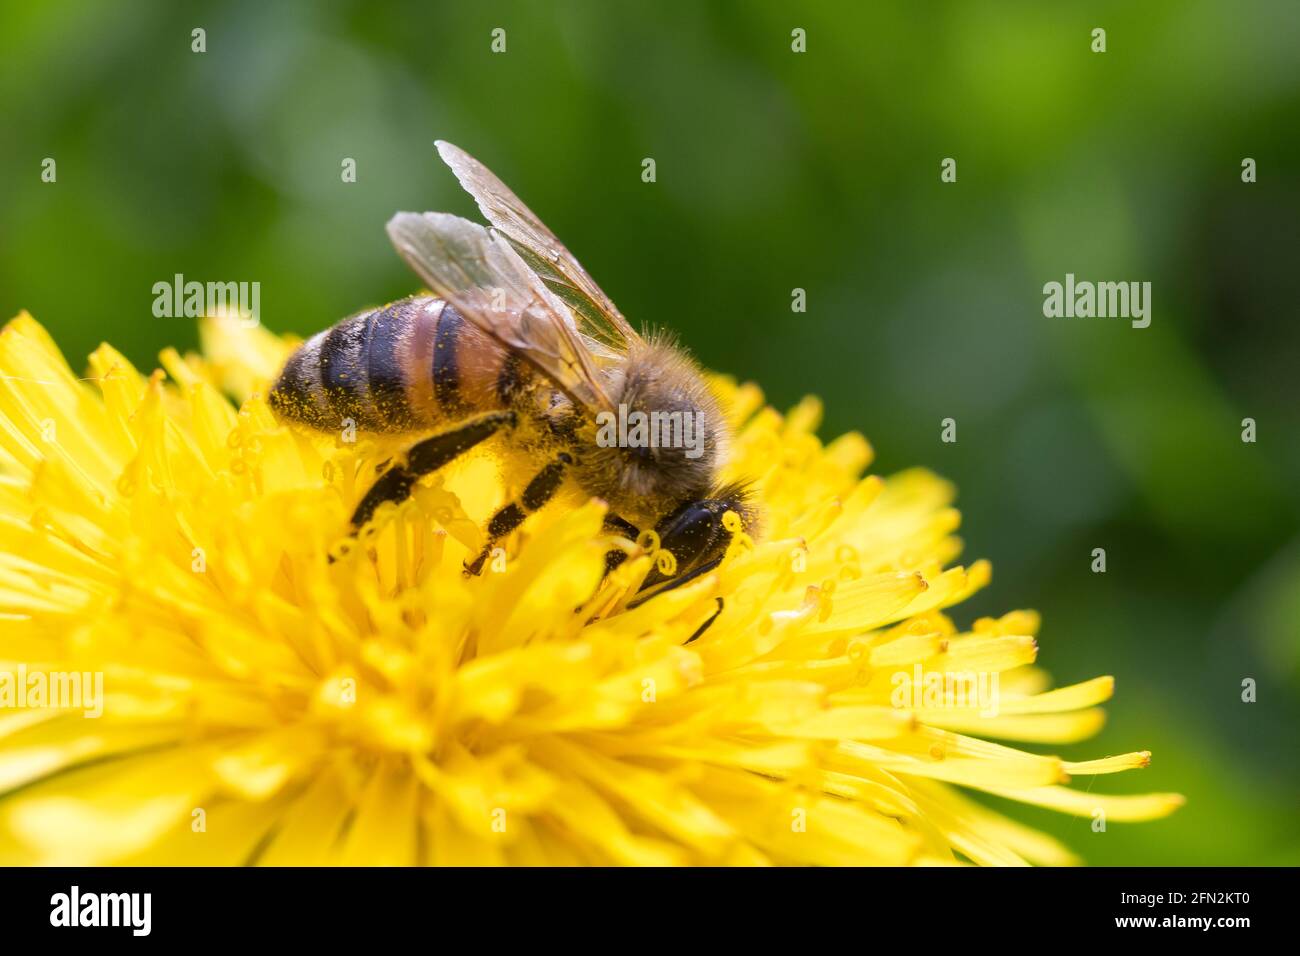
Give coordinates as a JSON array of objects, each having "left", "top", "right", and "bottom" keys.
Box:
[{"left": 464, "top": 450, "right": 573, "bottom": 575}]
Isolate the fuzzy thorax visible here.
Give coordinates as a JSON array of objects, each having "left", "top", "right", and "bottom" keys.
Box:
[{"left": 574, "top": 340, "right": 728, "bottom": 527}]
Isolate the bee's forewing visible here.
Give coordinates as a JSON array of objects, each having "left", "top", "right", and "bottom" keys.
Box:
[
  {"left": 435, "top": 140, "right": 644, "bottom": 353},
  {"left": 386, "top": 211, "right": 613, "bottom": 411}
]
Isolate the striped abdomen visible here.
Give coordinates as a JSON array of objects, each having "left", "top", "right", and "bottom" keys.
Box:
[{"left": 269, "top": 295, "right": 530, "bottom": 433}]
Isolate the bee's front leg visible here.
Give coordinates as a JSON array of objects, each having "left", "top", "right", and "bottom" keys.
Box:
[
  {"left": 591, "top": 510, "right": 725, "bottom": 643},
  {"left": 626, "top": 497, "right": 746, "bottom": 608}
]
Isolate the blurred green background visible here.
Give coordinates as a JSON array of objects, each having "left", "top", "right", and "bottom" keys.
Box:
[{"left": 1, "top": 0, "right": 1297, "bottom": 864}]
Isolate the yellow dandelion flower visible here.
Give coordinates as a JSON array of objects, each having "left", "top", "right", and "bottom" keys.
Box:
[{"left": 0, "top": 311, "right": 1181, "bottom": 866}]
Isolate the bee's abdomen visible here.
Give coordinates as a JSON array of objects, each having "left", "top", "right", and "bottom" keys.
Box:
[{"left": 269, "top": 296, "right": 515, "bottom": 433}]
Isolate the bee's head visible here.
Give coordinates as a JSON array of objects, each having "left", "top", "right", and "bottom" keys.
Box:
[{"left": 580, "top": 339, "right": 727, "bottom": 526}]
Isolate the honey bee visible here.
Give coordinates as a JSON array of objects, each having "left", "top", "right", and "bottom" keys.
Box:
[{"left": 270, "top": 141, "right": 754, "bottom": 610}]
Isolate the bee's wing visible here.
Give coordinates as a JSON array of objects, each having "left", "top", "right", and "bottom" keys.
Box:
[
  {"left": 435, "top": 140, "right": 644, "bottom": 354},
  {"left": 387, "top": 211, "right": 614, "bottom": 412}
]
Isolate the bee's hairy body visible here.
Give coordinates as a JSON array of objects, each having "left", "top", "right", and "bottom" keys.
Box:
[
  {"left": 270, "top": 294, "right": 731, "bottom": 531},
  {"left": 268, "top": 141, "right": 754, "bottom": 611}
]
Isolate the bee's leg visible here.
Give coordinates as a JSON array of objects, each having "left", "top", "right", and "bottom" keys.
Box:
[
  {"left": 350, "top": 410, "right": 515, "bottom": 530},
  {"left": 686, "top": 598, "right": 725, "bottom": 644},
  {"left": 601, "top": 514, "right": 639, "bottom": 574},
  {"left": 464, "top": 451, "right": 573, "bottom": 575},
  {"left": 625, "top": 555, "right": 725, "bottom": 609},
  {"left": 588, "top": 512, "right": 725, "bottom": 640},
  {"left": 626, "top": 496, "right": 747, "bottom": 610}
]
